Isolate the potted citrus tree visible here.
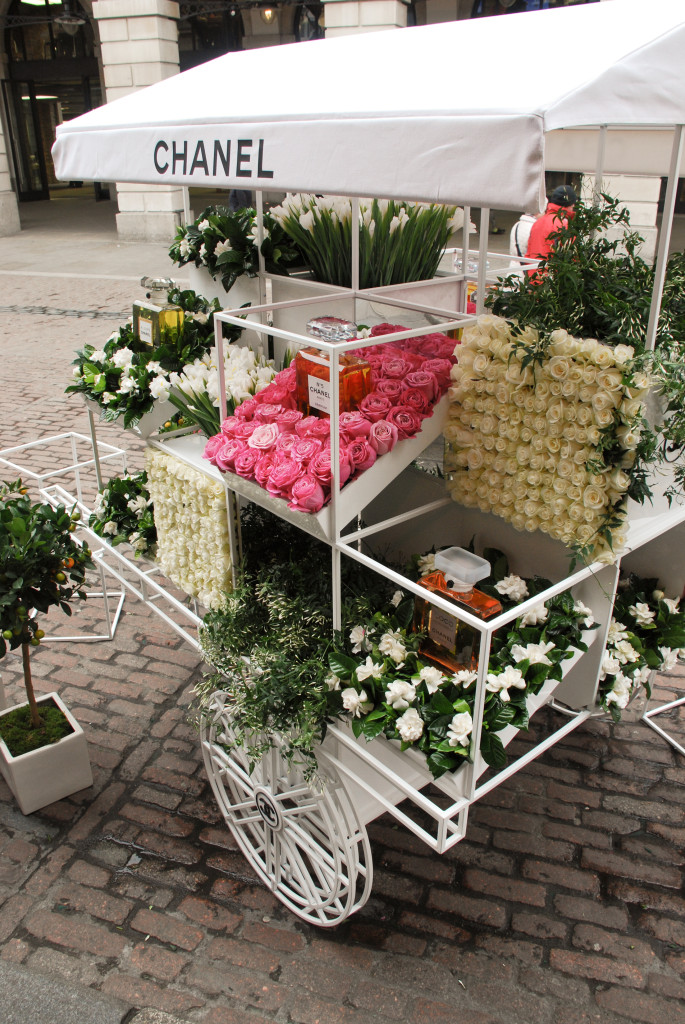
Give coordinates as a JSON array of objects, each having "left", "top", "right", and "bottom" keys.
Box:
[{"left": 0, "top": 479, "right": 94, "bottom": 814}]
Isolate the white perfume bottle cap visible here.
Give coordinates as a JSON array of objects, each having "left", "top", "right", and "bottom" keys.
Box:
[{"left": 434, "top": 547, "right": 491, "bottom": 592}]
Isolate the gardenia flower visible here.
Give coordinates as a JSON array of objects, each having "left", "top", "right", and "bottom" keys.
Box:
[
  {"left": 396, "top": 707, "right": 424, "bottom": 742},
  {"left": 629, "top": 602, "right": 655, "bottom": 626},
  {"left": 446, "top": 711, "right": 473, "bottom": 748},
  {"left": 391, "top": 590, "right": 403, "bottom": 608},
  {"left": 519, "top": 603, "right": 548, "bottom": 627},
  {"left": 102, "top": 521, "right": 118, "bottom": 536},
  {"left": 90, "top": 349, "right": 107, "bottom": 362},
  {"left": 111, "top": 348, "right": 134, "bottom": 369},
  {"left": 600, "top": 650, "right": 621, "bottom": 678},
  {"left": 659, "top": 647, "right": 679, "bottom": 672},
  {"left": 495, "top": 575, "right": 529, "bottom": 602},
  {"left": 349, "top": 625, "right": 368, "bottom": 654},
  {"left": 605, "top": 673, "right": 632, "bottom": 708},
  {"left": 384, "top": 680, "right": 416, "bottom": 710},
  {"left": 341, "top": 687, "right": 370, "bottom": 718},
  {"left": 661, "top": 597, "right": 680, "bottom": 614},
  {"left": 325, "top": 673, "right": 341, "bottom": 691},
  {"left": 417, "top": 553, "right": 436, "bottom": 576},
  {"left": 417, "top": 665, "right": 446, "bottom": 693},
  {"left": 613, "top": 639, "right": 640, "bottom": 665},
  {"left": 607, "top": 620, "right": 629, "bottom": 644},
  {"left": 511, "top": 640, "right": 555, "bottom": 666},
  {"left": 378, "top": 631, "right": 407, "bottom": 665},
  {"left": 101, "top": 392, "right": 116, "bottom": 405},
  {"left": 452, "top": 669, "right": 477, "bottom": 689},
  {"left": 356, "top": 657, "right": 383, "bottom": 682},
  {"left": 573, "top": 600, "right": 596, "bottom": 628},
  {"left": 127, "top": 495, "right": 149, "bottom": 514},
  {"left": 486, "top": 665, "right": 526, "bottom": 701},
  {"left": 149, "top": 375, "right": 171, "bottom": 402},
  {"left": 118, "top": 376, "right": 139, "bottom": 394}
]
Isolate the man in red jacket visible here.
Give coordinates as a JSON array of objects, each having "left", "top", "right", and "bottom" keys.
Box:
[{"left": 526, "top": 184, "right": 577, "bottom": 266}]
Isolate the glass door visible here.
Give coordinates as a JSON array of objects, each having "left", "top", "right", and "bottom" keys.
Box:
[{"left": 2, "top": 79, "right": 50, "bottom": 200}]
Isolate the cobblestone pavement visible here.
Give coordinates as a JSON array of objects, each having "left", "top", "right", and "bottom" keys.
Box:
[{"left": 0, "top": 205, "right": 684, "bottom": 1024}]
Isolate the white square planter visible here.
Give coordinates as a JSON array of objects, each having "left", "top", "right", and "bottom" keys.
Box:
[{"left": 0, "top": 692, "right": 93, "bottom": 815}]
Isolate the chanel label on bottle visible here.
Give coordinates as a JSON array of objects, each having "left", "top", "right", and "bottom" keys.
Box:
[
  {"left": 428, "top": 607, "right": 457, "bottom": 651},
  {"left": 308, "top": 374, "right": 331, "bottom": 415},
  {"left": 138, "top": 316, "right": 154, "bottom": 346}
]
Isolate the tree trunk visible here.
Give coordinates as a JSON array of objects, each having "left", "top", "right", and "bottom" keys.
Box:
[{"left": 21, "top": 643, "right": 41, "bottom": 730}]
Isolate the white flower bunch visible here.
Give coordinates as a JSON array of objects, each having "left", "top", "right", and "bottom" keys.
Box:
[
  {"left": 444, "top": 315, "right": 650, "bottom": 562},
  {"left": 145, "top": 448, "right": 232, "bottom": 610},
  {"left": 171, "top": 344, "right": 274, "bottom": 411}
]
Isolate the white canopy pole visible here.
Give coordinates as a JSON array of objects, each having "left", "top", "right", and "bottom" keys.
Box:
[
  {"left": 476, "top": 208, "right": 489, "bottom": 315},
  {"left": 351, "top": 197, "right": 360, "bottom": 293},
  {"left": 645, "top": 124, "right": 684, "bottom": 352}
]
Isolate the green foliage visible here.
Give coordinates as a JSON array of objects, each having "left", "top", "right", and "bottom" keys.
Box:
[
  {"left": 598, "top": 572, "right": 685, "bottom": 718},
  {"left": 328, "top": 549, "right": 597, "bottom": 780},
  {"left": 270, "top": 195, "right": 459, "bottom": 288},
  {"left": 65, "top": 289, "right": 238, "bottom": 429},
  {"left": 195, "top": 505, "right": 392, "bottom": 777},
  {"left": 88, "top": 471, "right": 156, "bottom": 558},
  {"left": 168, "top": 205, "right": 304, "bottom": 292},
  {"left": 487, "top": 193, "right": 654, "bottom": 349},
  {"left": 0, "top": 480, "right": 93, "bottom": 661}
]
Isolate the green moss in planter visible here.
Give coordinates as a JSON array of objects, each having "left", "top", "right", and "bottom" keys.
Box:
[{"left": 0, "top": 697, "right": 73, "bottom": 756}]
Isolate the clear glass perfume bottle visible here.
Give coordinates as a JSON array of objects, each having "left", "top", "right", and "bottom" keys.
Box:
[
  {"left": 133, "top": 276, "right": 184, "bottom": 346},
  {"left": 413, "top": 547, "right": 502, "bottom": 673},
  {"left": 295, "top": 316, "right": 371, "bottom": 417}
]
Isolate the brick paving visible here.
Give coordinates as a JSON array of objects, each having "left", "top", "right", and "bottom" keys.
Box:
[{"left": 0, "top": 218, "right": 684, "bottom": 1024}]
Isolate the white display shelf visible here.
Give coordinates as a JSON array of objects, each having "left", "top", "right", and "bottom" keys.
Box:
[{"left": 150, "top": 395, "right": 450, "bottom": 543}]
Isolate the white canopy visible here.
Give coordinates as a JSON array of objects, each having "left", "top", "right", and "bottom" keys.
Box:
[{"left": 52, "top": 0, "right": 685, "bottom": 212}]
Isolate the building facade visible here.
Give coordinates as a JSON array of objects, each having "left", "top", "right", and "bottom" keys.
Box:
[{"left": 0, "top": 1, "right": 633, "bottom": 242}]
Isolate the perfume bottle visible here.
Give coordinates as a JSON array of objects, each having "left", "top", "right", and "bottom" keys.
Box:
[
  {"left": 413, "top": 547, "right": 502, "bottom": 673},
  {"left": 133, "top": 277, "right": 184, "bottom": 346},
  {"left": 295, "top": 316, "right": 371, "bottom": 417}
]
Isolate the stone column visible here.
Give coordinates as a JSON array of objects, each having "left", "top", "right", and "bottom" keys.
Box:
[
  {"left": 0, "top": 53, "right": 21, "bottom": 237},
  {"left": 322, "top": 1, "right": 408, "bottom": 37},
  {"left": 92, "top": 0, "right": 184, "bottom": 241}
]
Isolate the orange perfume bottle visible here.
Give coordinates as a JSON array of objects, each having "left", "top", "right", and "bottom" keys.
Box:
[
  {"left": 413, "top": 547, "right": 502, "bottom": 673},
  {"left": 295, "top": 316, "right": 371, "bottom": 417}
]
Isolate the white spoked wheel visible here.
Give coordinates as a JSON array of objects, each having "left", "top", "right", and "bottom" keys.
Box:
[{"left": 200, "top": 691, "right": 373, "bottom": 927}]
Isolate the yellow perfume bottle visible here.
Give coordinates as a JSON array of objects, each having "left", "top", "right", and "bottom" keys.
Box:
[
  {"left": 295, "top": 316, "right": 371, "bottom": 417},
  {"left": 413, "top": 547, "right": 501, "bottom": 673},
  {"left": 133, "top": 277, "right": 184, "bottom": 346}
]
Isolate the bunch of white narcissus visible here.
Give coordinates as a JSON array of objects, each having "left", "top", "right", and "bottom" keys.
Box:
[
  {"left": 145, "top": 449, "right": 232, "bottom": 610},
  {"left": 443, "top": 315, "right": 650, "bottom": 562}
]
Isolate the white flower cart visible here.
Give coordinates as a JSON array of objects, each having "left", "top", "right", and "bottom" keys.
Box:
[{"left": 50, "top": 1, "right": 685, "bottom": 926}]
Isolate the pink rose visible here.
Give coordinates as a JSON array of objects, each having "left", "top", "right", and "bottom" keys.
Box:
[
  {"left": 275, "top": 433, "right": 298, "bottom": 453},
  {"left": 254, "top": 403, "right": 284, "bottom": 423},
  {"left": 359, "top": 392, "right": 393, "bottom": 423},
  {"left": 247, "top": 422, "right": 280, "bottom": 451},
  {"left": 379, "top": 356, "right": 414, "bottom": 380},
  {"left": 203, "top": 434, "right": 226, "bottom": 463},
  {"left": 404, "top": 370, "right": 439, "bottom": 403},
  {"left": 421, "top": 358, "right": 454, "bottom": 390},
  {"left": 400, "top": 388, "right": 432, "bottom": 417},
  {"left": 276, "top": 409, "right": 303, "bottom": 433},
  {"left": 232, "top": 420, "right": 257, "bottom": 440},
  {"left": 233, "top": 448, "right": 261, "bottom": 478},
  {"left": 310, "top": 447, "right": 352, "bottom": 488},
  {"left": 266, "top": 455, "right": 302, "bottom": 498},
  {"left": 338, "top": 412, "right": 371, "bottom": 438},
  {"left": 369, "top": 420, "right": 398, "bottom": 455},
  {"left": 220, "top": 415, "right": 240, "bottom": 435},
  {"left": 258, "top": 383, "right": 296, "bottom": 409},
  {"left": 374, "top": 378, "right": 404, "bottom": 402},
  {"left": 214, "top": 437, "right": 247, "bottom": 472},
  {"left": 254, "top": 452, "right": 275, "bottom": 488},
  {"left": 385, "top": 405, "right": 422, "bottom": 439},
  {"left": 370, "top": 323, "right": 406, "bottom": 337},
  {"left": 296, "top": 416, "right": 330, "bottom": 441},
  {"left": 288, "top": 475, "right": 326, "bottom": 514},
  {"left": 291, "top": 437, "right": 324, "bottom": 463},
  {"left": 348, "top": 438, "right": 377, "bottom": 475},
  {"left": 234, "top": 397, "right": 258, "bottom": 421}
]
